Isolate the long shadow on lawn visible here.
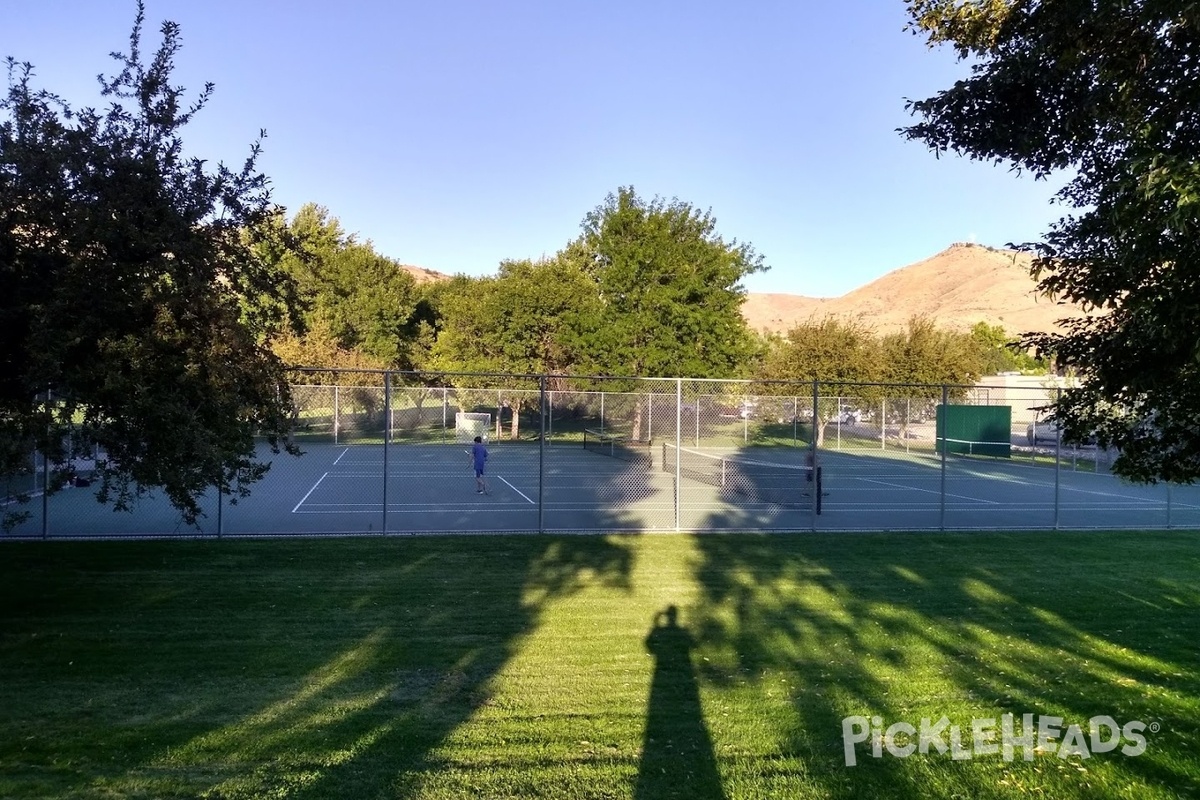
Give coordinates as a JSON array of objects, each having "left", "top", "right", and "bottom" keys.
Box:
[
  {"left": 241, "top": 534, "right": 636, "bottom": 800},
  {"left": 635, "top": 604, "right": 725, "bottom": 800},
  {"left": 687, "top": 527, "right": 1200, "bottom": 798},
  {"left": 0, "top": 529, "right": 637, "bottom": 799}
]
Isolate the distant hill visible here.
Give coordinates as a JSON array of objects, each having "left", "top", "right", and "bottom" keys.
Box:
[
  {"left": 399, "top": 264, "right": 452, "bottom": 285},
  {"left": 741, "top": 243, "right": 1087, "bottom": 337},
  {"left": 399, "top": 242, "right": 1088, "bottom": 338}
]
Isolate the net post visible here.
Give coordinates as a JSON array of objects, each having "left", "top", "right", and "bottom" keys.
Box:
[{"left": 815, "top": 467, "right": 823, "bottom": 515}]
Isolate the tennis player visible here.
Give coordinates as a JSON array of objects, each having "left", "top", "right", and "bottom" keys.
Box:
[{"left": 471, "top": 435, "right": 490, "bottom": 494}]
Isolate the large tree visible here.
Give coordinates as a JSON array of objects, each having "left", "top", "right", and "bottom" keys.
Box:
[
  {"left": 429, "top": 257, "right": 597, "bottom": 438},
  {"left": 0, "top": 4, "right": 301, "bottom": 525},
  {"left": 570, "top": 187, "right": 763, "bottom": 379},
  {"left": 879, "top": 316, "right": 983, "bottom": 388},
  {"left": 565, "top": 188, "right": 764, "bottom": 441},
  {"left": 969, "top": 321, "right": 1047, "bottom": 376},
  {"left": 903, "top": 1, "right": 1200, "bottom": 482},
  {"left": 754, "top": 316, "right": 882, "bottom": 444},
  {"left": 267, "top": 203, "right": 422, "bottom": 369}
]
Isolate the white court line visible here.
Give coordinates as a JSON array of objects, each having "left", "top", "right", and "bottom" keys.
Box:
[
  {"left": 292, "top": 472, "right": 329, "bottom": 513},
  {"left": 498, "top": 475, "right": 535, "bottom": 504},
  {"left": 332, "top": 448, "right": 350, "bottom": 465},
  {"left": 860, "top": 477, "right": 1000, "bottom": 504}
]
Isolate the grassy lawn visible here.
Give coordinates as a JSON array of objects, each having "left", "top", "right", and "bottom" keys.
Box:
[{"left": 1, "top": 532, "right": 1198, "bottom": 799}]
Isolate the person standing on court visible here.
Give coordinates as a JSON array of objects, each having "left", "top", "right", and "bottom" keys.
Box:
[{"left": 471, "top": 435, "right": 489, "bottom": 494}]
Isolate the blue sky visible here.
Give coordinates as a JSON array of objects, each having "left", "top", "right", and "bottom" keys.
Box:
[{"left": 4, "top": 1, "right": 1065, "bottom": 297}]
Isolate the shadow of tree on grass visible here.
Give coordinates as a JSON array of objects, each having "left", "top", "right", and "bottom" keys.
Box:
[
  {"left": 686, "top": 528, "right": 1200, "bottom": 798},
  {"left": 0, "top": 534, "right": 637, "bottom": 799}
]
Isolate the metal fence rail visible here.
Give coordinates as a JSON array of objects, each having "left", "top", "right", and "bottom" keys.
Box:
[{"left": 8, "top": 370, "right": 1197, "bottom": 538}]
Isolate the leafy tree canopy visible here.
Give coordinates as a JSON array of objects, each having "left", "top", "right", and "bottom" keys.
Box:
[
  {"left": 969, "top": 321, "right": 1047, "bottom": 375},
  {"left": 879, "top": 316, "right": 983, "bottom": 391},
  {"left": 429, "top": 258, "right": 596, "bottom": 378},
  {"left": 904, "top": 1, "right": 1200, "bottom": 482},
  {"left": 568, "top": 187, "right": 764, "bottom": 379},
  {"left": 756, "top": 316, "right": 881, "bottom": 387},
  {"left": 264, "top": 203, "right": 422, "bottom": 369},
  {"left": 0, "top": 3, "right": 300, "bottom": 525},
  {"left": 427, "top": 259, "right": 597, "bottom": 437}
]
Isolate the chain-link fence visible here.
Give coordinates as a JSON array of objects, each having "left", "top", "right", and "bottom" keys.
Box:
[{"left": 7, "top": 370, "right": 1198, "bottom": 537}]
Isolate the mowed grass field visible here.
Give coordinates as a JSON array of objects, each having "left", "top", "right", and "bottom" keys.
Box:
[{"left": 1, "top": 532, "right": 1198, "bottom": 799}]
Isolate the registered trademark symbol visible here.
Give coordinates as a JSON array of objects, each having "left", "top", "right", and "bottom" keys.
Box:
[{"left": 1149, "top": 722, "right": 1161, "bottom": 733}]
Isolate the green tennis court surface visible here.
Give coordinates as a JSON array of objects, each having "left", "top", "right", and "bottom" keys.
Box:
[{"left": 6, "top": 441, "right": 1200, "bottom": 537}]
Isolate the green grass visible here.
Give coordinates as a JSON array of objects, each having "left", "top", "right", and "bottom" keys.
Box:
[{"left": 1, "top": 532, "right": 1198, "bottom": 799}]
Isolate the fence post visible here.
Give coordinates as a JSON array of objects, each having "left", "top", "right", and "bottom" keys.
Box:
[
  {"left": 383, "top": 372, "right": 391, "bottom": 535},
  {"left": 675, "top": 378, "right": 682, "bottom": 531},
  {"left": 836, "top": 396, "right": 842, "bottom": 450},
  {"left": 793, "top": 396, "right": 798, "bottom": 446},
  {"left": 1167, "top": 482, "right": 1174, "bottom": 528},
  {"left": 940, "top": 384, "right": 948, "bottom": 531},
  {"left": 334, "top": 385, "right": 340, "bottom": 445},
  {"left": 880, "top": 399, "right": 887, "bottom": 451},
  {"left": 905, "top": 397, "right": 911, "bottom": 454},
  {"left": 41, "top": 388, "right": 50, "bottom": 539},
  {"left": 538, "top": 376, "right": 546, "bottom": 533},
  {"left": 41, "top": 449, "right": 49, "bottom": 540},
  {"left": 1054, "top": 386, "right": 1062, "bottom": 530},
  {"left": 811, "top": 379, "right": 819, "bottom": 530}
]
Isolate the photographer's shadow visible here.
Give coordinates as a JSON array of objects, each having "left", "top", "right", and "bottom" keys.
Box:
[{"left": 635, "top": 605, "right": 725, "bottom": 800}]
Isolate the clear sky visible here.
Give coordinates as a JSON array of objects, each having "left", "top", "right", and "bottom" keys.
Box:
[{"left": 4, "top": 1, "right": 1065, "bottom": 297}]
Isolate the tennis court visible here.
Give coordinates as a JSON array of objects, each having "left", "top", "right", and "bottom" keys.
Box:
[
  {"left": 8, "top": 433, "right": 1200, "bottom": 537},
  {"left": 7, "top": 440, "right": 731, "bottom": 536},
  {"left": 817, "top": 447, "right": 1200, "bottom": 530}
]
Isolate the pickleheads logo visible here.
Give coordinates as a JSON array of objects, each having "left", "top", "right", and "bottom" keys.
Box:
[{"left": 841, "top": 714, "right": 1152, "bottom": 767}]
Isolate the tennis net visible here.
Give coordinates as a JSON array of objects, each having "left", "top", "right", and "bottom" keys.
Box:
[
  {"left": 661, "top": 442, "right": 819, "bottom": 510},
  {"left": 582, "top": 429, "right": 653, "bottom": 467}
]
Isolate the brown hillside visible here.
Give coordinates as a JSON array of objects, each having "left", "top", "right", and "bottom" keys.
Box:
[
  {"left": 741, "top": 243, "right": 1086, "bottom": 337},
  {"left": 401, "top": 243, "right": 1087, "bottom": 338},
  {"left": 399, "top": 264, "right": 451, "bottom": 285}
]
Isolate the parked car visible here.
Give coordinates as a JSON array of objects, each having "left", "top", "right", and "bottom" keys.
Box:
[
  {"left": 1026, "top": 420, "right": 1059, "bottom": 445},
  {"left": 1027, "top": 420, "right": 1098, "bottom": 446}
]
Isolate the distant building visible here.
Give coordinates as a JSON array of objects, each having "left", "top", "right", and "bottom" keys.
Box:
[{"left": 974, "top": 373, "right": 1067, "bottom": 426}]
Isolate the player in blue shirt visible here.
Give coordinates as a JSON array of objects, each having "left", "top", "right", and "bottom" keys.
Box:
[{"left": 471, "top": 436, "right": 489, "bottom": 494}]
